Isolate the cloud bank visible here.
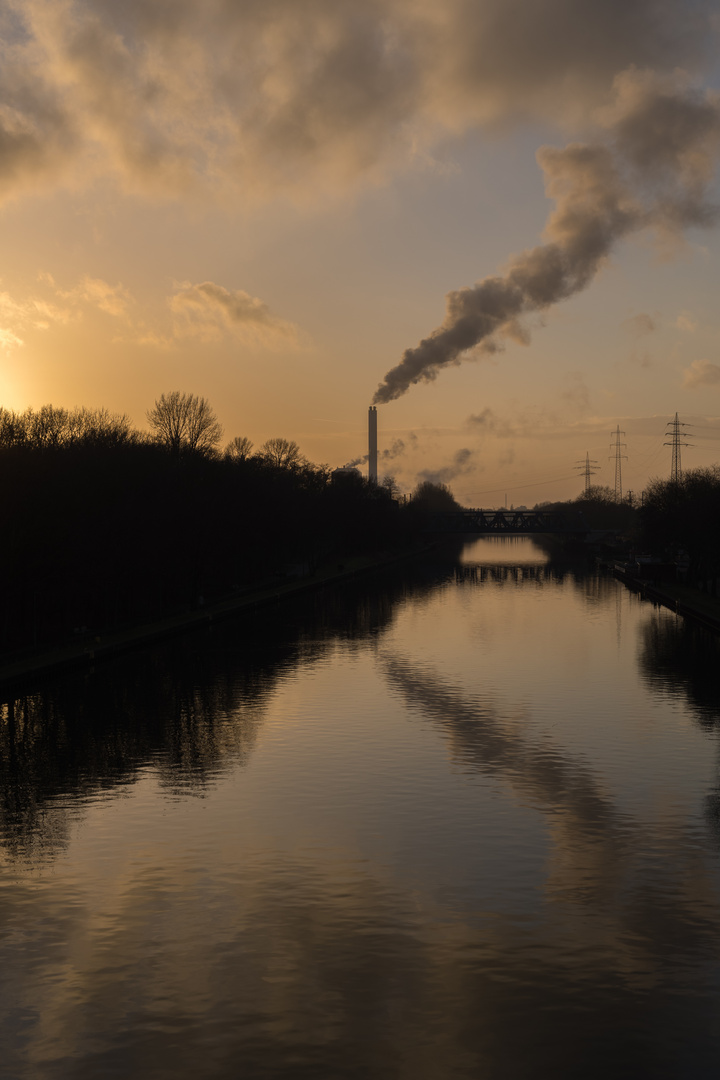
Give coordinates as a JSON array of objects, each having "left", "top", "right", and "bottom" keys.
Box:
[
  {"left": 0, "top": 273, "right": 129, "bottom": 348},
  {"left": 0, "top": 0, "right": 716, "bottom": 204},
  {"left": 0, "top": 274, "right": 297, "bottom": 353}
]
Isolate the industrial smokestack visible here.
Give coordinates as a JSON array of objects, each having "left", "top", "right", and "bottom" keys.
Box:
[{"left": 368, "top": 406, "right": 378, "bottom": 482}]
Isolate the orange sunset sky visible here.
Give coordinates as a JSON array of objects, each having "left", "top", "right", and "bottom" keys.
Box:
[{"left": 3, "top": 0, "right": 720, "bottom": 504}]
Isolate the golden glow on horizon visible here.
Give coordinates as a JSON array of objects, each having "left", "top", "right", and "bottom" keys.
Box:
[{"left": 0, "top": 1, "right": 719, "bottom": 501}]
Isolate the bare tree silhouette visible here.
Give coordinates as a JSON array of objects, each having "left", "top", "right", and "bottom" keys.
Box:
[
  {"left": 147, "top": 391, "right": 223, "bottom": 456},
  {"left": 224, "top": 435, "right": 254, "bottom": 461},
  {"left": 259, "top": 437, "right": 304, "bottom": 469}
]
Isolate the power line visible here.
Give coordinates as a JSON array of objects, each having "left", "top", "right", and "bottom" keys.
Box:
[{"left": 463, "top": 473, "right": 577, "bottom": 499}]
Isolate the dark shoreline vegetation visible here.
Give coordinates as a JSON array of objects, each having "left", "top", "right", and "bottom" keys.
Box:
[
  {"left": 0, "top": 396, "right": 458, "bottom": 655},
  {"left": 542, "top": 475, "right": 720, "bottom": 625},
  {"left": 543, "top": 474, "right": 720, "bottom": 587},
  {"left": 4, "top": 393, "right": 720, "bottom": 657}
]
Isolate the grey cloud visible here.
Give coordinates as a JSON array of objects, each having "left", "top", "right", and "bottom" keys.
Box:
[
  {"left": 373, "top": 73, "right": 720, "bottom": 403},
  {"left": 623, "top": 312, "right": 656, "bottom": 337},
  {"left": 465, "top": 408, "right": 516, "bottom": 437},
  {"left": 561, "top": 372, "right": 591, "bottom": 413},
  {"left": 0, "top": 23, "right": 79, "bottom": 199},
  {"left": 466, "top": 407, "right": 498, "bottom": 430},
  {"left": 3, "top": 1, "right": 717, "bottom": 203}
]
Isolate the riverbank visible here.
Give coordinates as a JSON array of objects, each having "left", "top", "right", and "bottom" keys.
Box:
[
  {"left": 613, "top": 565, "right": 720, "bottom": 634},
  {"left": 0, "top": 544, "right": 439, "bottom": 689}
]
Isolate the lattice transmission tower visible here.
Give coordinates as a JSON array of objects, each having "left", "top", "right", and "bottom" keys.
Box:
[
  {"left": 609, "top": 426, "right": 627, "bottom": 502},
  {"left": 664, "top": 413, "right": 692, "bottom": 482},
  {"left": 575, "top": 451, "right": 599, "bottom": 494}
]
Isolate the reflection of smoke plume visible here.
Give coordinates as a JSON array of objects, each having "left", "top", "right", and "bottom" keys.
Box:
[
  {"left": 418, "top": 447, "right": 475, "bottom": 486},
  {"left": 382, "top": 654, "right": 720, "bottom": 928},
  {"left": 373, "top": 73, "right": 720, "bottom": 404},
  {"left": 345, "top": 436, "right": 413, "bottom": 469}
]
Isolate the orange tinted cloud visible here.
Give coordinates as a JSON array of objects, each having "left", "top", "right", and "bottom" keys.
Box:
[
  {"left": 2, "top": 0, "right": 716, "bottom": 205},
  {"left": 169, "top": 281, "right": 301, "bottom": 347},
  {"left": 683, "top": 359, "right": 720, "bottom": 387}
]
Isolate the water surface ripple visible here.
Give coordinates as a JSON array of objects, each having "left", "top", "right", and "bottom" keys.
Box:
[{"left": 2, "top": 538, "right": 720, "bottom": 1078}]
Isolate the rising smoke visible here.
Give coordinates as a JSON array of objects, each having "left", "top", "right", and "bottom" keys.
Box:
[
  {"left": 345, "top": 436, "right": 412, "bottom": 469},
  {"left": 418, "top": 447, "right": 475, "bottom": 486},
  {"left": 373, "top": 72, "right": 720, "bottom": 404}
]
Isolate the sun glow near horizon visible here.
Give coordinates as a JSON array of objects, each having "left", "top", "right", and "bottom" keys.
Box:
[{"left": 1, "top": 1, "right": 720, "bottom": 500}]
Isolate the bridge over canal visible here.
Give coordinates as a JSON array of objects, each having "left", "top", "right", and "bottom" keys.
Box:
[{"left": 427, "top": 508, "right": 590, "bottom": 536}]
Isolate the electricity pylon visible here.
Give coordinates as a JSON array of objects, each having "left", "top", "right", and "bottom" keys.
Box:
[
  {"left": 609, "top": 426, "right": 627, "bottom": 502},
  {"left": 574, "top": 451, "right": 598, "bottom": 495},
  {"left": 664, "top": 413, "right": 692, "bottom": 482}
]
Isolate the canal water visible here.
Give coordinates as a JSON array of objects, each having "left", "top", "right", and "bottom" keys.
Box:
[{"left": 2, "top": 538, "right": 720, "bottom": 1079}]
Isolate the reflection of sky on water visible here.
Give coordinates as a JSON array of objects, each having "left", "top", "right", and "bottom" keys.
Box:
[
  {"left": 460, "top": 535, "right": 551, "bottom": 566},
  {"left": 2, "top": 546, "right": 720, "bottom": 1078}
]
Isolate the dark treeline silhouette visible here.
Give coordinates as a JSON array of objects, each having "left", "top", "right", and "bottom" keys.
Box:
[
  {"left": 536, "top": 485, "right": 638, "bottom": 532},
  {"left": 0, "top": 396, "right": 449, "bottom": 651},
  {"left": 640, "top": 467, "right": 720, "bottom": 593}
]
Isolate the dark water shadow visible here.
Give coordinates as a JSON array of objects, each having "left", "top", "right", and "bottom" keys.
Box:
[
  {"left": 638, "top": 609, "right": 720, "bottom": 728},
  {"left": 638, "top": 610, "right": 720, "bottom": 848},
  {"left": 0, "top": 550, "right": 463, "bottom": 859}
]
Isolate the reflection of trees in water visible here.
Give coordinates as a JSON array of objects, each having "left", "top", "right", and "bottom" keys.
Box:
[
  {"left": 0, "top": 553, "right": 460, "bottom": 858},
  {"left": 455, "top": 562, "right": 591, "bottom": 587},
  {"left": 638, "top": 611, "right": 720, "bottom": 728},
  {"left": 455, "top": 549, "right": 615, "bottom": 608},
  {"left": 0, "top": 640, "right": 273, "bottom": 860},
  {"left": 638, "top": 611, "right": 720, "bottom": 845}
]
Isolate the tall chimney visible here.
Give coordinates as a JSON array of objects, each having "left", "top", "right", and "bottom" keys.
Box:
[{"left": 368, "top": 406, "right": 378, "bottom": 482}]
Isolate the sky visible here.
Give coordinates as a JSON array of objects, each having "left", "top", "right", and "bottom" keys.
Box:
[{"left": 3, "top": 0, "right": 720, "bottom": 505}]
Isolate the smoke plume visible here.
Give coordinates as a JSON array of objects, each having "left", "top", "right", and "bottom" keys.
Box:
[
  {"left": 418, "top": 447, "right": 475, "bottom": 486},
  {"left": 373, "top": 72, "right": 720, "bottom": 404},
  {"left": 345, "top": 436, "right": 411, "bottom": 469}
]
